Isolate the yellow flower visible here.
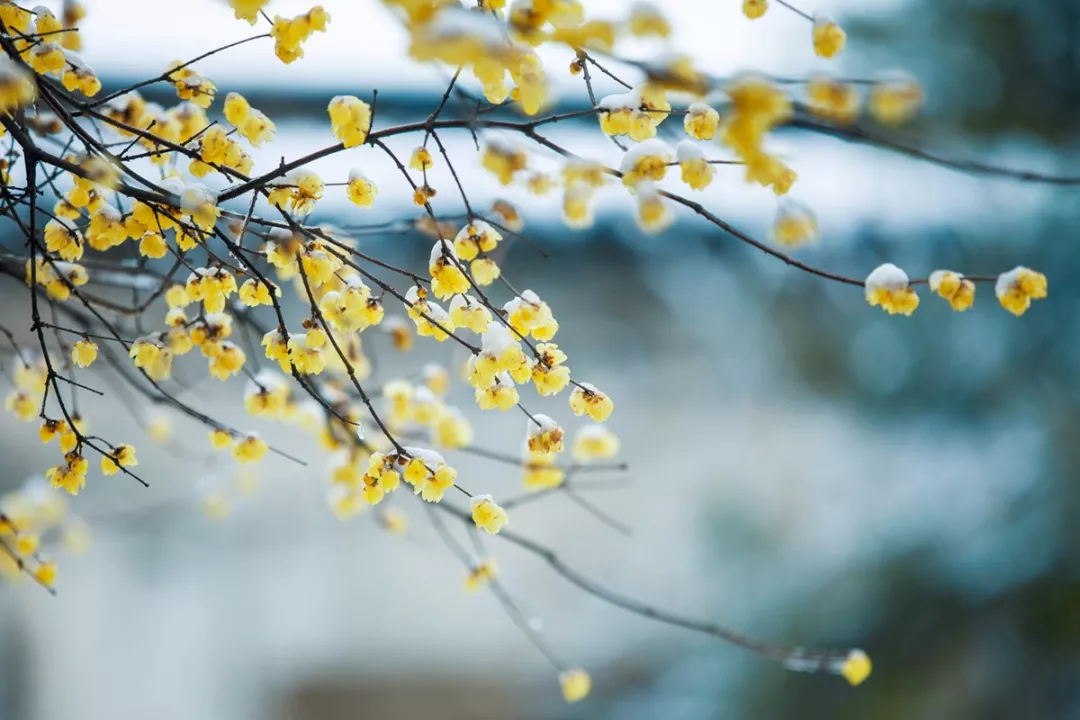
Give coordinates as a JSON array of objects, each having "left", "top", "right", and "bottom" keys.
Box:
[
  {"left": 44, "top": 218, "right": 84, "bottom": 262},
  {"left": 405, "top": 285, "right": 456, "bottom": 341},
  {"left": 504, "top": 290, "right": 558, "bottom": 341},
  {"left": 101, "top": 444, "right": 138, "bottom": 476},
  {"left": 60, "top": 62, "right": 102, "bottom": 97},
  {"left": 230, "top": 0, "right": 270, "bottom": 25},
  {"left": 238, "top": 278, "right": 278, "bottom": 307},
  {"left": 481, "top": 137, "right": 528, "bottom": 185},
  {"left": 812, "top": 14, "right": 846, "bottom": 59},
  {"left": 409, "top": 146, "right": 434, "bottom": 172},
  {"left": 675, "top": 140, "right": 714, "bottom": 192},
  {"left": 268, "top": 170, "right": 324, "bottom": 216},
  {"left": 232, "top": 433, "right": 269, "bottom": 464},
  {"left": 572, "top": 424, "right": 620, "bottom": 462},
  {"left": 435, "top": 407, "right": 473, "bottom": 449},
  {"left": 928, "top": 270, "right": 975, "bottom": 312},
  {"left": 209, "top": 428, "right": 233, "bottom": 450},
  {"left": 470, "top": 258, "right": 501, "bottom": 286},
  {"left": 180, "top": 183, "right": 220, "bottom": 232},
  {"left": 361, "top": 452, "right": 401, "bottom": 506},
  {"left": 559, "top": 669, "right": 591, "bottom": 703},
  {"left": 865, "top": 263, "right": 919, "bottom": 316},
  {"left": 569, "top": 383, "right": 614, "bottom": 422},
  {"left": 450, "top": 294, "right": 493, "bottom": 334},
  {"left": 807, "top": 76, "right": 862, "bottom": 125},
  {"left": 328, "top": 95, "right": 371, "bottom": 148},
  {"left": 838, "top": 649, "right": 872, "bottom": 686},
  {"left": 527, "top": 414, "right": 564, "bottom": 456},
  {"left": 28, "top": 42, "right": 66, "bottom": 76},
  {"left": 271, "top": 7, "right": 331, "bottom": 64},
  {"left": 870, "top": 76, "right": 923, "bottom": 127},
  {"left": 46, "top": 452, "right": 88, "bottom": 495},
  {"left": 129, "top": 336, "right": 173, "bottom": 380},
  {"left": 533, "top": 344, "right": 571, "bottom": 396},
  {"left": 346, "top": 169, "right": 378, "bottom": 207},
  {"left": 186, "top": 266, "right": 237, "bottom": 315},
  {"left": 475, "top": 373, "right": 520, "bottom": 411},
  {"left": 628, "top": 3, "right": 670, "bottom": 38},
  {"left": 146, "top": 412, "right": 171, "bottom": 444},
  {"left": 208, "top": 341, "right": 246, "bottom": 380},
  {"left": 620, "top": 139, "right": 671, "bottom": 188},
  {"left": 464, "top": 557, "right": 499, "bottom": 592},
  {"left": 772, "top": 202, "right": 817, "bottom": 248},
  {"left": 71, "top": 339, "right": 98, "bottom": 368},
  {"left": 563, "top": 184, "right": 595, "bottom": 229},
  {"left": 0, "top": 56, "right": 37, "bottom": 114},
  {"left": 453, "top": 220, "right": 502, "bottom": 261},
  {"left": 0, "top": 1, "right": 32, "bottom": 34},
  {"left": 166, "top": 283, "right": 191, "bottom": 309},
  {"left": 167, "top": 61, "right": 216, "bottom": 108},
  {"left": 409, "top": 455, "right": 457, "bottom": 503},
  {"left": 286, "top": 332, "right": 325, "bottom": 375},
  {"left": 720, "top": 75, "right": 791, "bottom": 171},
  {"left": 413, "top": 185, "right": 435, "bottom": 207},
  {"left": 683, "top": 102, "right": 720, "bottom": 141},
  {"left": 429, "top": 241, "right": 472, "bottom": 300},
  {"left": 34, "top": 560, "right": 57, "bottom": 587},
  {"left": 86, "top": 204, "right": 128, "bottom": 251},
  {"left": 995, "top": 266, "right": 1047, "bottom": 317},
  {"left": 523, "top": 453, "right": 565, "bottom": 490},
  {"left": 139, "top": 232, "right": 168, "bottom": 259},
  {"left": 635, "top": 183, "right": 672, "bottom": 234},
  {"left": 598, "top": 83, "right": 669, "bottom": 141},
  {"left": 470, "top": 494, "right": 508, "bottom": 535},
  {"left": 511, "top": 52, "right": 548, "bottom": 115}
]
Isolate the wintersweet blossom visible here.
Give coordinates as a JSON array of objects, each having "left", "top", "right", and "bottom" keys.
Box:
[
  {"left": 232, "top": 433, "right": 268, "bottom": 464},
  {"left": 470, "top": 494, "right": 508, "bottom": 535},
  {"left": 271, "top": 7, "right": 330, "bottom": 64},
  {"left": 572, "top": 424, "right": 620, "bottom": 462},
  {"left": 812, "top": 14, "right": 846, "bottom": 59},
  {"left": 71, "top": 340, "right": 98, "bottom": 368},
  {"left": 569, "top": 383, "right": 614, "bottom": 422},
  {"left": 865, "top": 263, "right": 919, "bottom": 316},
  {"left": 100, "top": 445, "right": 138, "bottom": 476},
  {"left": 619, "top": 139, "right": 671, "bottom": 188},
  {"left": 870, "top": 75, "right": 924, "bottom": 127},
  {"left": 742, "top": 0, "right": 768, "bottom": 19},
  {"left": 683, "top": 102, "right": 720, "bottom": 141},
  {"left": 464, "top": 557, "right": 499, "bottom": 592},
  {"left": 839, "top": 650, "right": 872, "bottom": 686},
  {"left": 453, "top": 220, "right": 503, "bottom": 260},
  {"left": 429, "top": 241, "right": 471, "bottom": 300},
  {"left": 928, "top": 270, "right": 975, "bottom": 312},
  {"left": 676, "top": 141, "right": 714, "bottom": 191},
  {"left": 328, "top": 95, "right": 371, "bottom": 148},
  {"left": 346, "top": 168, "right": 378, "bottom": 207},
  {"left": 995, "top": 266, "right": 1047, "bottom": 316},
  {"left": 560, "top": 669, "right": 592, "bottom": 703},
  {"left": 807, "top": 77, "right": 862, "bottom": 125},
  {"left": 526, "top": 414, "right": 564, "bottom": 456},
  {"left": 772, "top": 202, "right": 818, "bottom": 248}
]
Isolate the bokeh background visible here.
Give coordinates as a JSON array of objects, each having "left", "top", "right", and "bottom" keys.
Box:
[{"left": 2, "top": 0, "right": 1079, "bottom": 718}]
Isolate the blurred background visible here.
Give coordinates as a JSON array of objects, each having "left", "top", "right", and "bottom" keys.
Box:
[{"left": 2, "top": 0, "right": 1080, "bottom": 718}]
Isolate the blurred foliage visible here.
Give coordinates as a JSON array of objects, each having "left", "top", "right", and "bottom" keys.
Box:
[{"left": 847, "top": 0, "right": 1080, "bottom": 142}]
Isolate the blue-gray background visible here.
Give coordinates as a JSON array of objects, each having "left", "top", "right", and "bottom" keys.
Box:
[{"left": 0, "top": 1, "right": 1078, "bottom": 718}]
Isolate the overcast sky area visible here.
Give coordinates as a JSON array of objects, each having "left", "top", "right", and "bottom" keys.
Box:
[
  {"left": 71, "top": 1, "right": 1062, "bottom": 235},
  {"left": 79, "top": 0, "right": 902, "bottom": 90}
]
